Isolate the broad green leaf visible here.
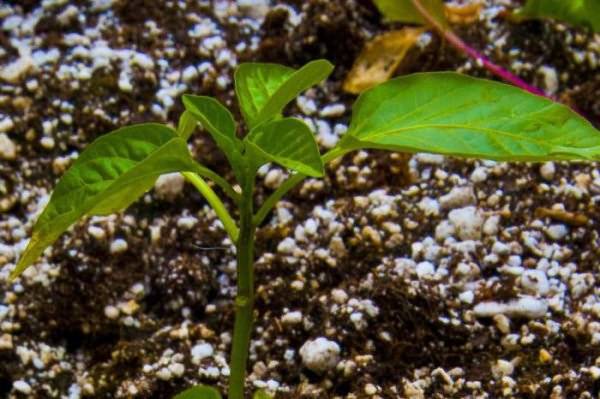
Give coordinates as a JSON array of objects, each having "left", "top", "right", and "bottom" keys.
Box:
[
  {"left": 245, "top": 118, "right": 324, "bottom": 177},
  {"left": 173, "top": 385, "right": 222, "bottom": 399},
  {"left": 253, "top": 390, "right": 273, "bottom": 399},
  {"left": 234, "top": 60, "right": 334, "bottom": 129},
  {"left": 11, "top": 124, "right": 213, "bottom": 280},
  {"left": 373, "top": 0, "right": 447, "bottom": 27},
  {"left": 514, "top": 0, "right": 600, "bottom": 32},
  {"left": 177, "top": 110, "right": 198, "bottom": 140},
  {"left": 341, "top": 72, "right": 600, "bottom": 161}
]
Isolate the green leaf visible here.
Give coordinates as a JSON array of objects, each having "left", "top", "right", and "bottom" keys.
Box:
[
  {"left": 341, "top": 72, "right": 600, "bottom": 162},
  {"left": 11, "top": 124, "right": 213, "bottom": 280},
  {"left": 177, "top": 110, "right": 198, "bottom": 140},
  {"left": 514, "top": 0, "right": 600, "bottom": 32},
  {"left": 234, "top": 59, "right": 334, "bottom": 129},
  {"left": 245, "top": 118, "right": 324, "bottom": 177},
  {"left": 173, "top": 385, "right": 222, "bottom": 399},
  {"left": 182, "top": 94, "right": 244, "bottom": 161},
  {"left": 182, "top": 94, "right": 245, "bottom": 182},
  {"left": 373, "top": 0, "right": 447, "bottom": 27},
  {"left": 253, "top": 389, "right": 273, "bottom": 399}
]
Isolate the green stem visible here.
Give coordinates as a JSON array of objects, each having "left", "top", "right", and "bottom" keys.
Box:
[
  {"left": 182, "top": 172, "right": 239, "bottom": 242},
  {"left": 193, "top": 165, "right": 241, "bottom": 203},
  {"left": 253, "top": 173, "right": 304, "bottom": 227},
  {"left": 228, "top": 176, "right": 256, "bottom": 399},
  {"left": 253, "top": 147, "right": 349, "bottom": 226}
]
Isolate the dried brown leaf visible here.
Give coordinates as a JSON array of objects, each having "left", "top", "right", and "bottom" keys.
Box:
[
  {"left": 444, "top": 1, "right": 483, "bottom": 25},
  {"left": 343, "top": 27, "right": 424, "bottom": 94}
]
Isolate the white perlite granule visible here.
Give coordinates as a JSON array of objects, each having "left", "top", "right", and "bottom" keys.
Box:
[{"left": 299, "top": 337, "right": 341, "bottom": 373}]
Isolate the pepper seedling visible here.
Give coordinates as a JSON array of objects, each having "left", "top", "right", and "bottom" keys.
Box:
[{"left": 10, "top": 59, "right": 600, "bottom": 398}]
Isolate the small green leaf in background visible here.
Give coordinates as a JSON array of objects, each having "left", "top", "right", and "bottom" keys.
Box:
[
  {"left": 244, "top": 118, "right": 324, "bottom": 177},
  {"left": 253, "top": 389, "right": 274, "bottom": 399},
  {"left": 173, "top": 385, "right": 222, "bottom": 399},
  {"left": 514, "top": 0, "right": 600, "bottom": 33},
  {"left": 234, "top": 60, "right": 334, "bottom": 129},
  {"left": 341, "top": 72, "right": 600, "bottom": 161},
  {"left": 373, "top": 0, "right": 447, "bottom": 27},
  {"left": 11, "top": 124, "right": 211, "bottom": 280}
]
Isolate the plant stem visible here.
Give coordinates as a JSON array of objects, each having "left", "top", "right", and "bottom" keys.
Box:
[
  {"left": 192, "top": 166, "right": 241, "bottom": 203},
  {"left": 410, "top": 0, "right": 548, "bottom": 98},
  {"left": 182, "top": 172, "right": 239, "bottom": 242},
  {"left": 228, "top": 176, "right": 256, "bottom": 399}
]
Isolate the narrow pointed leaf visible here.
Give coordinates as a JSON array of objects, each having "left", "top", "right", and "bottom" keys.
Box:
[
  {"left": 341, "top": 72, "right": 600, "bottom": 161},
  {"left": 373, "top": 0, "right": 447, "bottom": 27},
  {"left": 235, "top": 59, "right": 334, "bottom": 129},
  {"left": 514, "top": 0, "right": 600, "bottom": 32},
  {"left": 182, "top": 94, "right": 245, "bottom": 182},
  {"left": 173, "top": 385, "right": 222, "bottom": 399},
  {"left": 12, "top": 124, "right": 213, "bottom": 279},
  {"left": 245, "top": 118, "right": 324, "bottom": 177}
]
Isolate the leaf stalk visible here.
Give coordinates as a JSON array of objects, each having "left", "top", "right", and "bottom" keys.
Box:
[
  {"left": 182, "top": 172, "right": 239, "bottom": 241},
  {"left": 410, "top": 0, "right": 549, "bottom": 98}
]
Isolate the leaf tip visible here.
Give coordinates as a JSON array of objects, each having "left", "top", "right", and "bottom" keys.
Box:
[
  {"left": 8, "top": 260, "right": 26, "bottom": 283},
  {"left": 181, "top": 94, "right": 193, "bottom": 107},
  {"left": 306, "top": 160, "right": 326, "bottom": 178}
]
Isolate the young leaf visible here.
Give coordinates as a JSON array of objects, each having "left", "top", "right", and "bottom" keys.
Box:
[
  {"left": 182, "top": 94, "right": 244, "bottom": 156},
  {"left": 513, "top": 0, "right": 600, "bottom": 33},
  {"left": 182, "top": 94, "right": 246, "bottom": 183},
  {"left": 244, "top": 118, "right": 324, "bottom": 177},
  {"left": 341, "top": 72, "right": 600, "bottom": 161},
  {"left": 11, "top": 124, "right": 214, "bottom": 280},
  {"left": 173, "top": 385, "right": 222, "bottom": 399},
  {"left": 234, "top": 60, "right": 334, "bottom": 129},
  {"left": 373, "top": 0, "right": 447, "bottom": 27}
]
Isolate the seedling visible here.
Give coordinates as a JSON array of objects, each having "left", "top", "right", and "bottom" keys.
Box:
[{"left": 10, "top": 59, "right": 600, "bottom": 398}]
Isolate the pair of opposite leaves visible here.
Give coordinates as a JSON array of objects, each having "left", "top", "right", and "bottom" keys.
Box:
[{"left": 11, "top": 59, "right": 600, "bottom": 280}]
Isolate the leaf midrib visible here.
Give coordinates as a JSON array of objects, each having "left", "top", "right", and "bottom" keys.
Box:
[
  {"left": 358, "top": 123, "right": 594, "bottom": 152},
  {"left": 39, "top": 138, "right": 186, "bottom": 225}
]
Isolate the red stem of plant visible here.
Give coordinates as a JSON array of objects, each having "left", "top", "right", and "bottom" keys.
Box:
[{"left": 410, "top": 0, "right": 550, "bottom": 99}]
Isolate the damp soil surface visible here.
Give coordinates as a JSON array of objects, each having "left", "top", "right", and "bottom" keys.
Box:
[{"left": 0, "top": 1, "right": 600, "bottom": 398}]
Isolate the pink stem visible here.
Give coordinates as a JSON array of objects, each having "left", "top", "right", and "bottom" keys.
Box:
[{"left": 410, "top": 0, "right": 550, "bottom": 99}]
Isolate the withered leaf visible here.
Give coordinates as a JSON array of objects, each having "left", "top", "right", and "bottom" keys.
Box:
[{"left": 343, "top": 27, "right": 424, "bottom": 94}]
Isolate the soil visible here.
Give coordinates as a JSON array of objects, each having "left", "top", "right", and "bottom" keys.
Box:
[{"left": 0, "top": 0, "right": 599, "bottom": 398}]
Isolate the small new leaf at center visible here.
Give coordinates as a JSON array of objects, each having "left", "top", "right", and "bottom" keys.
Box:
[
  {"left": 234, "top": 60, "right": 334, "bottom": 129},
  {"left": 182, "top": 95, "right": 245, "bottom": 178}
]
